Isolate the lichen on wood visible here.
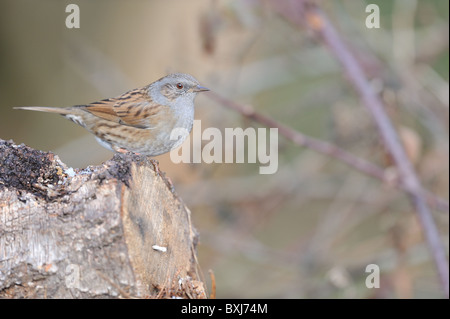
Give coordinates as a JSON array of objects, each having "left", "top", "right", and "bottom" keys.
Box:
[{"left": 0, "top": 139, "right": 205, "bottom": 299}]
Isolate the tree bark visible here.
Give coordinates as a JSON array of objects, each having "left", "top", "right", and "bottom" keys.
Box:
[{"left": 0, "top": 139, "right": 205, "bottom": 299}]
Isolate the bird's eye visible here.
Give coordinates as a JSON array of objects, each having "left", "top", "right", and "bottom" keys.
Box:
[{"left": 176, "top": 83, "right": 184, "bottom": 89}]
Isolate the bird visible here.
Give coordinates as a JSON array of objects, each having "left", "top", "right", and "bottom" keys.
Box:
[{"left": 14, "top": 73, "right": 209, "bottom": 156}]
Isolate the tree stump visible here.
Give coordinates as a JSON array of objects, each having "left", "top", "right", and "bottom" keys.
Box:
[{"left": 0, "top": 139, "right": 205, "bottom": 298}]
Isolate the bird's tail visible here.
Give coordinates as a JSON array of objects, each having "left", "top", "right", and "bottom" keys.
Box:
[{"left": 13, "top": 106, "right": 74, "bottom": 115}]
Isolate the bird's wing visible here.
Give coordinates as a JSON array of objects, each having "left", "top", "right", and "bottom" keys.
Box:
[{"left": 81, "top": 86, "right": 161, "bottom": 129}]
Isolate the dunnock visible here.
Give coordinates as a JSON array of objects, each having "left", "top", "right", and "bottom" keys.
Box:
[{"left": 15, "top": 73, "right": 209, "bottom": 156}]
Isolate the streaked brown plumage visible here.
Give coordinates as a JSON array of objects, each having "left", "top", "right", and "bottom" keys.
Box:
[{"left": 15, "top": 73, "right": 209, "bottom": 156}]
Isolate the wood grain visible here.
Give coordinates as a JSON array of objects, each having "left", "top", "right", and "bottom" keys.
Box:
[{"left": 0, "top": 139, "right": 205, "bottom": 298}]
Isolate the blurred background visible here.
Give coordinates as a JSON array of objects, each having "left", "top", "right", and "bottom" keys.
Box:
[{"left": 0, "top": 0, "right": 448, "bottom": 298}]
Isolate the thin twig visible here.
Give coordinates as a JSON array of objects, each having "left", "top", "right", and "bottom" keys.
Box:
[
  {"left": 270, "top": 0, "right": 448, "bottom": 297},
  {"left": 209, "top": 269, "right": 216, "bottom": 299},
  {"left": 207, "top": 91, "right": 448, "bottom": 212}
]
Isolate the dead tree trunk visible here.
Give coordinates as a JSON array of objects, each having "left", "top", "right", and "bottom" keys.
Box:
[{"left": 0, "top": 139, "right": 205, "bottom": 298}]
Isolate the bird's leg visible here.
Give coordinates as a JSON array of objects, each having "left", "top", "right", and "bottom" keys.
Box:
[
  {"left": 115, "top": 147, "right": 142, "bottom": 156},
  {"left": 116, "top": 148, "right": 129, "bottom": 154}
]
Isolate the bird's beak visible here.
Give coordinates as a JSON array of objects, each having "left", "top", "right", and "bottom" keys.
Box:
[{"left": 194, "top": 85, "right": 210, "bottom": 92}]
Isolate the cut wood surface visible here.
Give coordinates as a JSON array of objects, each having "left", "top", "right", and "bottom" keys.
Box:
[{"left": 0, "top": 139, "right": 205, "bottom": 298}]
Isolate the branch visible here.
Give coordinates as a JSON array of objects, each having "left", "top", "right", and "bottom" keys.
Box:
[
  {"left": 207, "top": 91, "right": 449, "bottom": 212},
  {"left": 269, "top": 0, "right": 448, "bottom": 297}
]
